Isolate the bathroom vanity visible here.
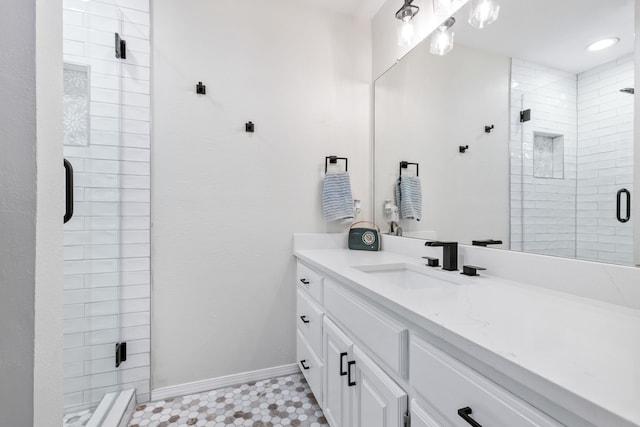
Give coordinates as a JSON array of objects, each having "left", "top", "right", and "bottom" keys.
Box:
[{"left": 293, "top": 234, "right": 640, "bottom": 427}]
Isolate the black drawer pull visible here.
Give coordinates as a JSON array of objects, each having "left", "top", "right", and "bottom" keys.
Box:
[
  {"left": 300, "top": 315, "right": 310, "bottom": 324},
  {"left": 347, "top": 361, "right": 356, "bottom": 386},
  {"left": 339, "top": 352, "right": 348, "bottom": 376},
  {"left": 300, "top": 278, "right": 310, "bottom": 285},
  {"left": 300, "top": 360, "right": 309, "bottom": 370},
  {"left": 458, "top": 407, "right": 482, "bottom": 427}
]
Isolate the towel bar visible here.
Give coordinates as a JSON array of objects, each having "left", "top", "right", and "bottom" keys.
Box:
[
  {"left": 325, "top": 156, "right": 348, "bottom": 173},
  {"left": 399, "top": 161, "right": 419, "bottom": 177}
]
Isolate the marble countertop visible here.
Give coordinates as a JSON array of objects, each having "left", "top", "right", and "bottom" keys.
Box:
[{"left": 294, "top": 247, "right": 640, "bottom": 427}]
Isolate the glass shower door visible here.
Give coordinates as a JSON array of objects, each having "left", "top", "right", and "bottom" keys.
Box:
[
  {"left": 515, "top": 62, "right": 635, "bottom": 265},
  {"left": 62, "top": 2, "right": 151, "bottom": 424},
  {"left": 518, "top": 76, "right": 579, "bottom": 259}
]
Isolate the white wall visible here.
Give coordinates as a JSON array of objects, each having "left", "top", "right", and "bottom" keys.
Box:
[
  {"left": 0, "top": 0, "right": 63, "bottom": 424},
  {"left": 34, "top": 0, "right": 64, "bottom": 423},
  {"left": 0, "top": 0, "right": 38, "bottom": 423},
  {"left": 375, "top": 42, "right": 510, "bottom": 243},
  {"left": 577, "top": 55, "right": 634, "bottom": 265},
  {"left": 62, "top": 0, "right": 152, "bottom": 410},
  {"left": 152, "top": 0, "right": 371, "bottom": 390},
  {"left": 636, "top": 0, "right": 640, "bottom": 266}
]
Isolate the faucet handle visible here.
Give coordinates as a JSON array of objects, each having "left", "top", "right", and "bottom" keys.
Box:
[
  {"left": 422, "top": 256, "right": 440, "bottom": 267},
  {"left": 461, "top": 265, "right": 486, "bottom": 276},
  {"left": 472, "top": 239, "right": 503, "bottom": 247}
]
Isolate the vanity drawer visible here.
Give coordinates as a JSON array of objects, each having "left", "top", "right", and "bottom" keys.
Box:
[
  {"left": 297, "top": 263, "right": 323, "bottom": 304},
  {"left": 297, "top": 289, "right": 324, "bottom": 358},
  {"left": 297, "top": 330, "right": 323, "bottom": 407},
  {"left": 410, "top": 336, "right": 561, "bottom": 427},
  {"left": 324, "top": 279, "right": 408, "bottom": 377}
]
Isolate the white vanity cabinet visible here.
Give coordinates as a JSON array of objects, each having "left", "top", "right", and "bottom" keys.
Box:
[
  {"left": 352, "top": 345, "right": 408, "bottom": 427},
  {"left": 323, "top": 317, "right": 408, "bottom": 427},
  {"left": 296, "top": 264, "right": 325, "bottom": 406},
  {"left": 297, "top": 262, "right": 409, "bottom": 427},
  {"left": 295, "top": 260, "right": 569, "bottom": 427},
  {"left": 323, "top": 317, "right": 353, "bottom": 427},
  {"left": 410, "top": 336, "right": 562, "bottom": 427}
]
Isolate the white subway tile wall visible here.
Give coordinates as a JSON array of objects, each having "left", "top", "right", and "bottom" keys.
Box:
[
  {"left": 510, "top": 56, "right": 634, "bottom": 265},
  {"left": 510, "top": 59, "right": 578, "bottom": 257},
  {"left": 63, "top": 0, "right": 150, "bottom": 413},
  {"left": 577, "top": 55, "right": 634, "bottom": 265}
]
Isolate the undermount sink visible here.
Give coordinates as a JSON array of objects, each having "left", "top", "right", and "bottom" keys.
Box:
[{"left": 354, "top": 263, "right": 462, "bottom": 289}]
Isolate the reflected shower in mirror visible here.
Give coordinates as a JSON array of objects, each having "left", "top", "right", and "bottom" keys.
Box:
[{"left": 374, "top": 0, "right": 638, "bottom": 266}]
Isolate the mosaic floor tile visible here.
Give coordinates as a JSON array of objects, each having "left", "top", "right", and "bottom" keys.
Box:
[{"left": 128, "top": 373, "right": 328, "bottom": 427}]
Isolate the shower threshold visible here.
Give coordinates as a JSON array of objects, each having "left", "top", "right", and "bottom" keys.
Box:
[{"left": 71, "top": 389, "right": 136, "bottom": 427}]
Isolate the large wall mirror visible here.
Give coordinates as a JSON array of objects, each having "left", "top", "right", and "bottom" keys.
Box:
[{"left": 374, "top": 0, "right": 638, "bottom": 266}]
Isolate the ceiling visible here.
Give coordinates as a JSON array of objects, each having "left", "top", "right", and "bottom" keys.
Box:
[
  {"left": 298, "top": 0, "right": 388, "bottom": 19},
  {"left": 453, "top": 0, "right": 635, "bottom": 74}
]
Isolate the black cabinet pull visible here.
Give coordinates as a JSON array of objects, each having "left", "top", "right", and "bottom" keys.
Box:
[
  {"left": 347, "top": 361, "right": 356, "bottom": 386},
  {"left": 339, "top": 352, "right": 348, "bottom": 376},
  {"left": 300, "top": 278, "right": 310, "bottom": 285},
  {"left": 458, "top": 407, "right": 482, "bottom": 427},
  {"left": 300, "top": 315, "right": 310, "bottom": 324},
  {"left": 300, "top": 360, "right": 309, "bottom": 370},
  {"left": 617, "top": 189, "right": 631, "bottom": 223},
  {"left": 64, "top": 159, "right": 74, "bottom": 224}
]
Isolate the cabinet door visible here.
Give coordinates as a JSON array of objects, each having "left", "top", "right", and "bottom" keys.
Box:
[
  {"left": 410, "top": 399, "right": 442, "bottom": 427},
  {"left": 323, "top": 317, "right": 353, "bottom": 427},
  {"left": 352, "top": 346, "right": 408, "bottom": 427}
]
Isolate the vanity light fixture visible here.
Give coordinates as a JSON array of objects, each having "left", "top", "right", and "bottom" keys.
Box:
[
  {"left": 396, "top": 0, "right": 420, "bottom": 47},
  {"left": 430, "top": 17, "right": 456, "bottom": 56},
  {"left": 468, "top": 0, "right": 500, "bottom": 29},
  {"left": 586, "top": 37, "right": 620, "bottom": 51}
]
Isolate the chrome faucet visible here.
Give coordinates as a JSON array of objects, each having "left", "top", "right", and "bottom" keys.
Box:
[
  {"left": 390, "top": 222, "right": 403, "bottom": 236},
  {"left": 425, "top": 241, "right": 458, "bottom": 271}
]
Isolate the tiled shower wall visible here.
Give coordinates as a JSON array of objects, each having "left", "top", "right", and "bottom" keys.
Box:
[
  {"left": 576, "top": 55, "right": 634, "bottom": 265},
  {"left": 63, "top": 0, "right": 151, "bottom": 412},
  {"left": 510, "top": 59, "right": 578, "bottom": 257},
  {"left": 511, "top": 56, "right": 634, "bottom": 265}
]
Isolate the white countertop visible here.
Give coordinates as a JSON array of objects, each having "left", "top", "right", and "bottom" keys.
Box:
[{"left": 294, "top": 247, "right": 640, "bottom": 427}]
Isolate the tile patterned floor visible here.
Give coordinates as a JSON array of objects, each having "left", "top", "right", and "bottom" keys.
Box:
[{"left": 128, "top": 373, "right": 329, "bottom": 427}]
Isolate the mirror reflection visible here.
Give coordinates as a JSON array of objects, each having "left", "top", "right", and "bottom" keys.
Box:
[{"left": 374, "top": 0, "right": 637, "bottom": 266}]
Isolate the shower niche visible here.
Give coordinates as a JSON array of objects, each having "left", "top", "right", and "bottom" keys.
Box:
[{"left": 533, "top": 132, "right": 564, "bottom": 179}]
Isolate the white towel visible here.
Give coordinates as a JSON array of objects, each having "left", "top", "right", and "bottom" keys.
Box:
[
  {"left": 322, "top": 172, "right": 355, "bottom": 222},
  {"left": 395, "top": 176, "right": 422, "bottom": 220}
]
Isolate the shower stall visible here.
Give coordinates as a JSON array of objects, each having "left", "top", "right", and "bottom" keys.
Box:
[
  {"left": 511, "top": 56, "right": 635, "bottom": 265},
  {"left": 62, "top": 0, "right": 151, "bottom": 424}
]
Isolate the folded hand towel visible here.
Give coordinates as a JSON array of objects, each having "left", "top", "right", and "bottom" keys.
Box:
[
  {"left": 322, "top": 172, "right": 355, "bottom": 222},
  {"left": 395, "top": 176, "right": 422, "bottom": 220}
]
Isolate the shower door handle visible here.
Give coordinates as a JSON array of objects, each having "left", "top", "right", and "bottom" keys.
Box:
[
  {"left": 617, "top": 189, "right": 631, "bottom": 223},
  {"left": 64, "top": 159, "right": 74, "bottom": 224}
]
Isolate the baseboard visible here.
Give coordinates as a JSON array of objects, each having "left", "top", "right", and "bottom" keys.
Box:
[{"left": 151, "top": 363, "right": 301, "bottom": 401}]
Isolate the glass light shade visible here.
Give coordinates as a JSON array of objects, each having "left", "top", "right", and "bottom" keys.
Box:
[
  {"left": 398, "top": 19, "right": 415, "bottom": 47},
  {"left": 430, "top": 27, "right": 454, "bottom": 56},
  {"left": 468, "top": 0, "right": 500, "bottom": 29}
]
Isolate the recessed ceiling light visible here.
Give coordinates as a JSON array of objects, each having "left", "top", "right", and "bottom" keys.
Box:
[{"left": 587, "top": 37, "right": 620, "bottom": 51}]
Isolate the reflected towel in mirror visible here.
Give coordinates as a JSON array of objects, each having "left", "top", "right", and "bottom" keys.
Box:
[
  {"left": 395, "top": 177, "right": 422, "bottom": 220},
  {"left": 322, "top": 171, "right": 355, "bottom": 222}
]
